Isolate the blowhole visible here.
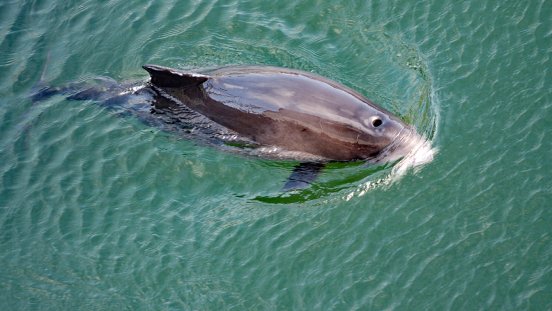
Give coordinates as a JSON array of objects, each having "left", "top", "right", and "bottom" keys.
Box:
[{"left": 372, "top": 118, "right": 383, "bottom": 128}]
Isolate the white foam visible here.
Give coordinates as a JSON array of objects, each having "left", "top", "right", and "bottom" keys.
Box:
[
  {"left": 391, "top": 136, "right": 436, "bottom": 178},
  {"left": 344, "top": 133, "right": 437, "bottom": 200}
]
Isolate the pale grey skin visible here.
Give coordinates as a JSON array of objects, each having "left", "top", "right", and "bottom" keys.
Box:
[{"left": 143, "top": 64, "right": 412, "bottom": 162}]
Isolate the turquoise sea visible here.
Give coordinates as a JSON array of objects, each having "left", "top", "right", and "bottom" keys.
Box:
[{"left": 0, "top": 0, "right": 550, "bottom": 309}]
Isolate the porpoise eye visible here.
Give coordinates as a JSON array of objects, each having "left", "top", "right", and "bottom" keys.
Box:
[{"left": 371, "top": 117, "right": 383, "bottom": 128}]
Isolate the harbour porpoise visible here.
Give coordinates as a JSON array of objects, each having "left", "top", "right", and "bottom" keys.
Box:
[{"left": 33, "top": 64, "right": 428, "bottom": 190}]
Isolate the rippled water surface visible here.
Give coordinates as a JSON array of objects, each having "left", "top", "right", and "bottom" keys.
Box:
[{"left": 1, "top": 0, "right": 551, "bottom": 310}]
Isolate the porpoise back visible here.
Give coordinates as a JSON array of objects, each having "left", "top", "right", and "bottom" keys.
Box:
[{"left": 143, "top": 64, "right": 412, "bottom": 161}]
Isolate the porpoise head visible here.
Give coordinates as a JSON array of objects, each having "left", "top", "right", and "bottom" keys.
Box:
[{"left": 351, "top": 106, "right": 429, "bottom": 164}]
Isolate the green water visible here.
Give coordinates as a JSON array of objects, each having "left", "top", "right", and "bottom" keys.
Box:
[{"left": 1, "top": 0, "right": 551, "bottom": 310}]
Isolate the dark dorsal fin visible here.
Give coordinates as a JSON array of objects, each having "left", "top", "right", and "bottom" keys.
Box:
[{"left": 142, "top": 64, "right": 209, "bottom": 88}]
